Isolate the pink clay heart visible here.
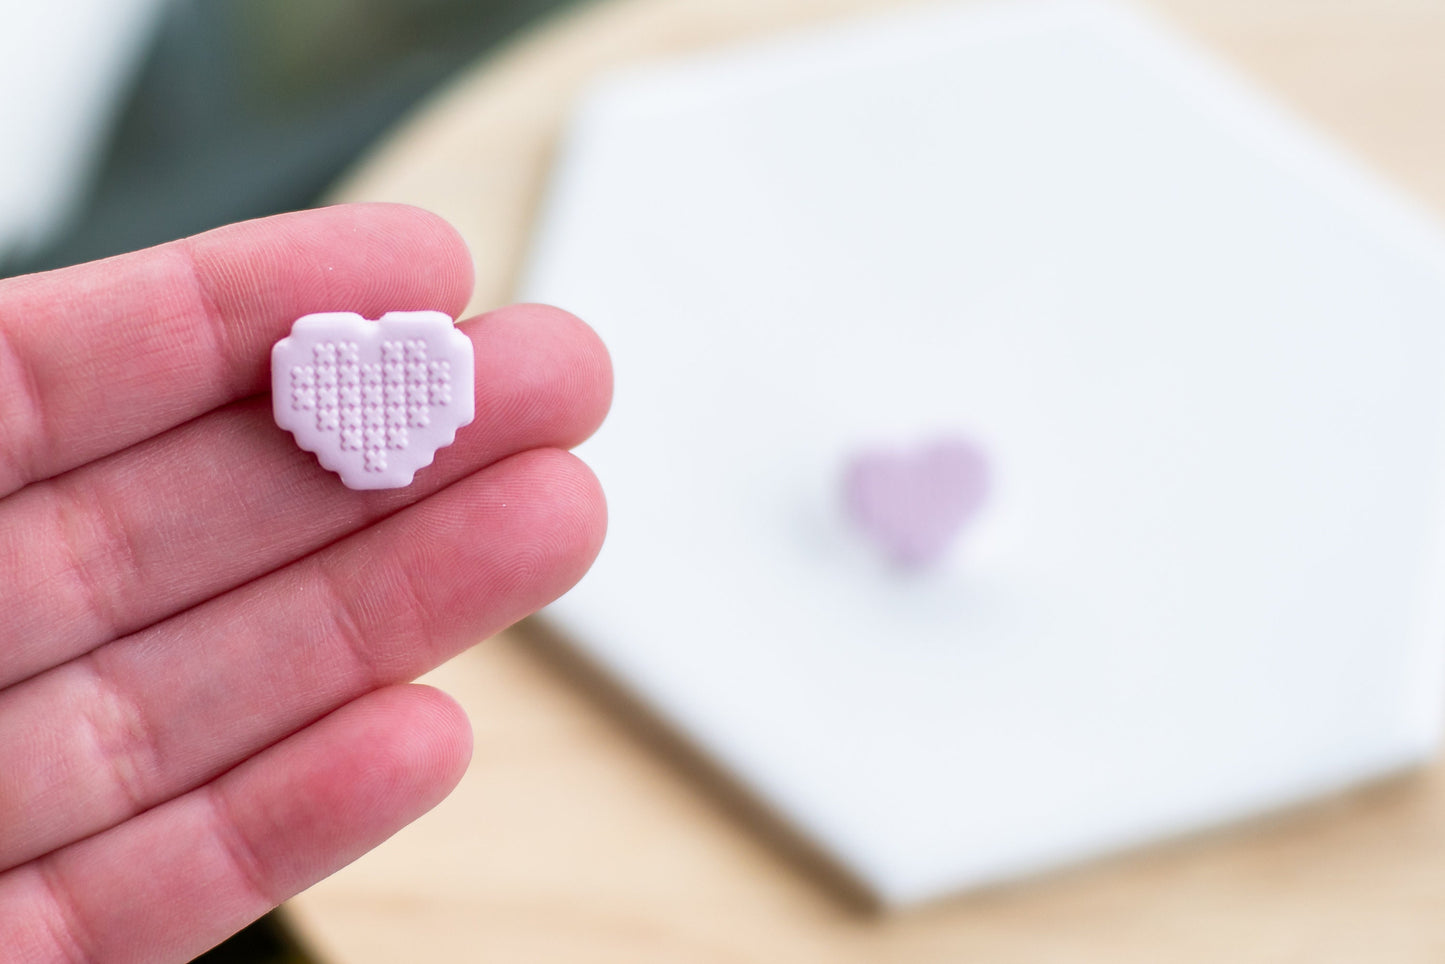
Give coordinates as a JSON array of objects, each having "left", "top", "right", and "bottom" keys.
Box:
[{"left": 843, "top": 438, "right": 990, "bottom": 568}]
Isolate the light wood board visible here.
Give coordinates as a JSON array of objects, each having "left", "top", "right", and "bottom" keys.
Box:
[{"left": 291, "top": 0, "right": 1445, "bottom": 960}]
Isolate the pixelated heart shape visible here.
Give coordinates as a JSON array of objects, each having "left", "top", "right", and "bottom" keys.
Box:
[
  {"left": 843, "top": 438, "right": 990, "bottom": 568},
  {"left": 271, "top": 311, "right": 474, "bottom": 490}
]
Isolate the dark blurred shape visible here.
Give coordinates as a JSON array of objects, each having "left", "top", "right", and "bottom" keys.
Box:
[
  {"left": 190, "top": 911, "right": 317, "bottom": 964},
  {"left": 9, "top": 0, "right": 575, "bottom": 276}
]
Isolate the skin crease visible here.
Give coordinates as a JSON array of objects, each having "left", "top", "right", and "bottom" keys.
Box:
[{"left": 0, "top": 204, "right": 612, "bottom": 963}]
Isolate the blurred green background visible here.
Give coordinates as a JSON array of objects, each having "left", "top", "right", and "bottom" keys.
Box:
[{"left": 11, "top": 0, "right": 573, "bottom": 275}]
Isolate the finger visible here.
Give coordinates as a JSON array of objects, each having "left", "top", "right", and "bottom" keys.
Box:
[
  {"left": 0, "top": 304, "right": 610, "bottom": 686},
  {"left": 0, "top": 203, "right": 473, "bottom": 497},
  {"left": 0, "top": 448, "right": 603, "bottom": 871},
  {"left": 0, "top": 684, "right": 470, "bottom": 964}
]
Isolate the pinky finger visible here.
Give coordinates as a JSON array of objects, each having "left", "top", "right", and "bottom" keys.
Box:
[{"left": 0, "top": 684, "right": 472, "bottom": 964}]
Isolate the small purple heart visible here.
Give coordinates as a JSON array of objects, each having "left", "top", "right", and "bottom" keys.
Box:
[{"left": 843, "top": 437, "right": 990, "bottom": 569}]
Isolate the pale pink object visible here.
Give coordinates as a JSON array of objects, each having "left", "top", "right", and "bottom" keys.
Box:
[
  {"left": 843, "top": 438, "right": 990, "bottom": 568},
  {"left": 271, "top": 311, "right": 474, "bottom": 490}
]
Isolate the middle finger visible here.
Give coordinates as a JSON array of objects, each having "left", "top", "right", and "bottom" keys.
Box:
[{"left": 0, "top": 303, "right": 610, "bottom": 687}]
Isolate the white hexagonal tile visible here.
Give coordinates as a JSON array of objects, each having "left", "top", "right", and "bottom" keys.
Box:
[{"left": 523, "top": 0, "right": 1445, "bottom": 903}]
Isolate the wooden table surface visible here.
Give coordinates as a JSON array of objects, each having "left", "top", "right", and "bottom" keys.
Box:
[{"left": 291, "top": 0, "right": 1445, "bottom": 960}]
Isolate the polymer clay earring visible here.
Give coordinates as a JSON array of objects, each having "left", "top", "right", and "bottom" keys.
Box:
[
  {"left": 272, "top": 311, "right": 475, "bottom": 490},
  {"left": 842, "top": 436, "right": 989, "bottom": 569}
]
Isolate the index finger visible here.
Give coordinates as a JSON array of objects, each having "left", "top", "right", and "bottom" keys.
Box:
[{"left": 0, "top": 203, "right": 474, "bottom": 497}]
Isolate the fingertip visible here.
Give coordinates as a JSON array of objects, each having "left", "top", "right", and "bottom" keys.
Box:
[
  {"left": 185, "top": 203, "right": 477, "bottom": 357},
  {"left": 537, "top": 303, "right": 614, "bottom": 437},
  {"left": 392, "top": 683, "right": 475, "bottom": 791},
  {"left": 342, "top": 203, "right": 477, "bottom": 319},
  {"left": 462, "top": 302, "right": 613, "bottom": 450},
  {"left": 431, "top": 447, "right": 608, "bottom": 619},
  {"left": 510, "top": 447, "right": 610, "bottom": 595},
  {"left": 328, "top": 684, "right": 473, "bottom": 811},
  {"left": 310, "top": 202, "right": 476, "bottom": 320}
]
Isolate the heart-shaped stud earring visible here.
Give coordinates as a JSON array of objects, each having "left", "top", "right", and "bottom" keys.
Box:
[
  {"left": 272, "top": 311, "right": 475, "bottom": 490},
  {"left": 842, "top": 437, "right": 990, "bottom": 569}
]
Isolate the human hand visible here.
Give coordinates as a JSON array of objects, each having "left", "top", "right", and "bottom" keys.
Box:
[{"left": 0, "top": 204, "right": 611, "bottom": 962}]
